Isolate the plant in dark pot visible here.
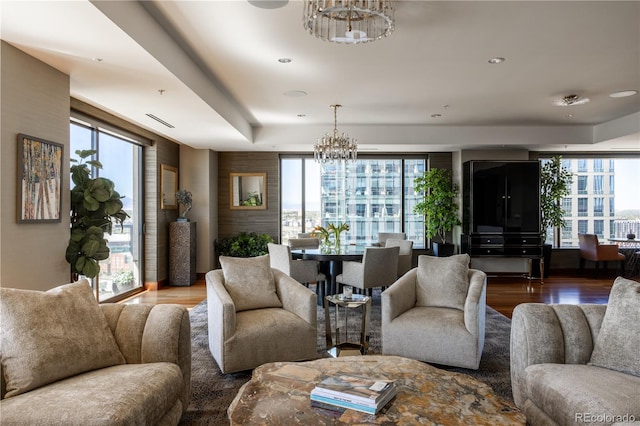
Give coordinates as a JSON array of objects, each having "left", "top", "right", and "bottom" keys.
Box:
[
  {"left": 413, "top": 168, "right": 461, "bottom": 257},
  {"left": 539, "top": 155, "right": 573, "bottom": 277},
  {"left": 66, "top": 150, "right": 129, "bottom": 279}
]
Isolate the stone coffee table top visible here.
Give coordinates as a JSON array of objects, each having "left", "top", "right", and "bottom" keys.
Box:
[{"left": 228, "top": 355, "right": 525, "bottom": 425}]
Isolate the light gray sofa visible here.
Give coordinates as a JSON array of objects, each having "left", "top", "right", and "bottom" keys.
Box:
[
  {"left": 0, "top": 281, "right": 191, "bottom": 426},
  {"left": 207, "top": 255, "right": 318, "bottom": 374},
  {"left": 510, "top": 276, "right": 640, "bottom": 425}
]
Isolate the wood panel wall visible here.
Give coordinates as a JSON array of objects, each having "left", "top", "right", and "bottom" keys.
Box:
[{"left": 217, "top": 152, "right": 280, "bottom": 241}]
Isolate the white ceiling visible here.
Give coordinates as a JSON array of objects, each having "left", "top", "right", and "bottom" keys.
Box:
[{"left": 1, "top": 0, "right": 639, "bottom": 153}]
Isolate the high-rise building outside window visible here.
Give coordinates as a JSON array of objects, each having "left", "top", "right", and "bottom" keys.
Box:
[
  {"left": 280, "top": 156, "right": 426, "bottom": 248},
  {"left": 542, "top": 156, "right": 640, "bottom": 247}
]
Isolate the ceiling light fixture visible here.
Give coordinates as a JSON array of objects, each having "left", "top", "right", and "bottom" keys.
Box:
[
  {"left": 314, "top": 104, "right": 357, "bottom": 163},
  {"left": 488, "top": 57, "right": 505, "bottom": 64},
  {"left": 609, "top": 90, "right": 638, "bottom": 98},
  {"left": 553, "top": 94, "right": 590, "bottom": 107},
  {"left": 303, "top": 0, "right": 394, "bottom": 44}
]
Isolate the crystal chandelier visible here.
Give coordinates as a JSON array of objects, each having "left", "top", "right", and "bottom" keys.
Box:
[
  {"left": 314, "top": 105, "right": 358, "bottom": 163},
  {"left": 303, "top": 0, "right": 395, "bottom": 44}
]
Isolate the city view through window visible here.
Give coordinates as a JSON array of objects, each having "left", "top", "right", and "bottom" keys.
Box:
[
  {"left": 283, "top": 156, "right": 640, "bottom": 250},
  {"left": 543, "top": 157, "right": 640, "bottom": 247}
]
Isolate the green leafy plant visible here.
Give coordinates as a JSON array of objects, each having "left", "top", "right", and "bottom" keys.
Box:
[
  {"left": 540, "top": 156, "right": 573, "bottom": 242},
  {"left": 242, "top": 191, "right": 262, "bottom": 206},
  {"left": 413, "top": 168, "right": 461, "bottom": 244},
  {"left": 215, "top": 232, "right": 274, "bottom": 258},
  {"left": 66, "top": 150, "right": 129, "bottom": 278},
  {"left": 113, "top": 270, "right": 134, "bottom": 287}
]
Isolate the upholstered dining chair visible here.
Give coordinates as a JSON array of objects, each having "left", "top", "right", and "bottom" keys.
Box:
[
  {"left": 206, "top": 255, "right": 317, "bottom": 374},
  {"left": 374, "top": 232, "right": 406, "bottom": 247},
  {"left": 267, "top": 243, "right": 326, "bottom": 292},
  {"left": 385, "top": 238, "right": 414, "bottom": 277},
  {"left": 578, "top": 233, "right": 625, "bottom": 278},
  {"left": 288, "top": 237, "right": 320, "bottom": 249},
  {"left": 336, "top": 246, "right": 400, "bottom": 295},
  {"left": 381, "top": 254, "right": 487, "bottom": 370}
]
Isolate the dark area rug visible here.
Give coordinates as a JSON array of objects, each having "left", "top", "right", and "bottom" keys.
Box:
[{"left": 179, "top": 289, "right": 513, "bottom": 425}]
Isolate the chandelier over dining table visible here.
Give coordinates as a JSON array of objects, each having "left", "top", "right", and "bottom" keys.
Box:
[
  {"left": 303, "top": 0, "right": 395, "bottom": 44},
  {"left": 314, "top": 104, "right": 358, "bottom": 164}
]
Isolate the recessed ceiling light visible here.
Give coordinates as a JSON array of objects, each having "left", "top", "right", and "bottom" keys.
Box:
[
  {"left": 488, "top": 57, "right": 505, "bottom": 64},
  {"left": 566, "top": 114, "right": 574, "bottom": 118},
  {"left": 430, "top": 114, "right": 442, "bottom": 118},
  {"left": 278, "top": 58, "right": 292, "bottom": 63},
  {"left": 92, "top": 58, "right": 103, "bottom": 62},
  {"left": 297, "top": 114, "right": 306, "bottom": 118},
  {"left": 283, "top": 90, "right": 307, "bottom": 97},
  {"left": 609, "top": 90, "right": 638, "bottom": 98}
]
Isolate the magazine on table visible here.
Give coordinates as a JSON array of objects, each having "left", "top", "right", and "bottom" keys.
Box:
[
  {"left": 310, "top": 387, "right": 397, "bottom": 414},
  {"left": 311, "top": 373, "right": 396, "bottom": 407}
]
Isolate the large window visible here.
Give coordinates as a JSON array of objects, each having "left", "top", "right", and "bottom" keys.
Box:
[
  {"left": 71, "top": 118, "right": 144, "bottom": 302},
  {"left": 542, "top": 156, "right": 640, "bottom": 247},
  {"left": 281, "top": 156, "right": 426, "bottom": 248}
]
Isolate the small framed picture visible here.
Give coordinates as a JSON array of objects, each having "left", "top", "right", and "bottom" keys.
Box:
[{"left": 17, "top": 134, "right": 64, "bottom": 223}]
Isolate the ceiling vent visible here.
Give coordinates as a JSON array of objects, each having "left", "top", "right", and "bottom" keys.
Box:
[{"left": 146, "top": 113, "right": 175, "bottom": 128}]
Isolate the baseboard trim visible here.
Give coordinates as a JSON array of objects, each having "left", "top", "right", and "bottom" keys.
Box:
[{"left": 144, "top": 279, "right": 168, "bottom": 291}]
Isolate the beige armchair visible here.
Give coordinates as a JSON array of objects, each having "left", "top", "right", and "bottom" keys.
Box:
[
  {"left": 336, "top": 246, "right": 400, "bottom": 295},
  {"left": 206, "top": 255, "right": 318, "bottom": 373},
  {"left": 578, "top": 233, "right": 625, "bottom": 278},
  {"left": 381, "top": 254, "right": 487, "bottom": 369}
]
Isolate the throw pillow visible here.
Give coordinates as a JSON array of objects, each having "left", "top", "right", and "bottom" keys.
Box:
[
  {"left": 589, "top": 276, "right": 640, "bottom": 376},
  {"left": 416, "top": 254, "right": 470, "bottom": 309},
  {"left": 219, "top": 255, "right": 282, "bottom": 312},
  {"left": 0, "top": 280, "right": 125, "bottom": 397}
]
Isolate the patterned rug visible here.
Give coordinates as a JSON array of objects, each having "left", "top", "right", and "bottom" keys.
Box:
[{"left": 179, "top": 289, "right": 513, "bottom": 425}]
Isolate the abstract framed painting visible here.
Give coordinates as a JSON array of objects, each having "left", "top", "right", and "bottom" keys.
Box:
[{"left": 17, "top": 134, "right": 64, "bottom": 223}]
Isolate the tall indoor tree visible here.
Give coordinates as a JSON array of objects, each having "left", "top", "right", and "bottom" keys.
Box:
[{"left": 66, "top": 150, "right": 128, "bottom": 278}]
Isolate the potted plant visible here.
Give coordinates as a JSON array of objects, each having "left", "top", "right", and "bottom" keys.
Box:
[
  {"left": 214, "top": 232, "right": 275, "bottom": 266},
  {"left": 176, "top": 189, "right": 192, "bottom": 222},
  {"left": 413, "top": 168, "right": 461, "bottom": 257},
  {"left": 538, "top": 155, "right": 573, "bottom": 277},
  {"left": 66, "top": 150, "right": 129, "bottom": 279}
]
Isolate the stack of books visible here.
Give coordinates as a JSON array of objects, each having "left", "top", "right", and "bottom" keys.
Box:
[{"left": 310, "top": 373, "right": 397, "bottom": 414}]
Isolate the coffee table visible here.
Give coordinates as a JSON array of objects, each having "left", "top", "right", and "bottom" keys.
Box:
[{"left": 228, "top": 355, "right": 525, "bottom": 425}]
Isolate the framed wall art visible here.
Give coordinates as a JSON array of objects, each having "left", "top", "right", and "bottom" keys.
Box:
[
  {"left": 230, "top": 172, "right": 267, "bottom": 210},
  {"left": 17, "top": 133, "right": 64, "bottom": 223},
  {"left": 161, "top": 164, "right": 178, "bottom": 209}
]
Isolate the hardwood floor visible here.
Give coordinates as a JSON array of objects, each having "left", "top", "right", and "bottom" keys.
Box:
[{"left": 123, "top": 271, "right": 624, "bottom": 318}]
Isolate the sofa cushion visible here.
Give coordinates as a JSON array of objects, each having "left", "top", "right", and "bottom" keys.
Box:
[
  {"left": 0, "top": 363, "right": 183, "bottom": 425},
  {"left": 416, "top": 254, "right": 470, "bottom": 309},
  {"left": 589, "top": 276, "right": 640, "bottom": 376},
  {"left": 525, "top": 363, "right": 640, "bottom": 425},
  {"left": 0, "top": 280, "right": 125, "bottom": 398},
  {"left": 220, "top": 255, "right": 282, "bottom": 312}
]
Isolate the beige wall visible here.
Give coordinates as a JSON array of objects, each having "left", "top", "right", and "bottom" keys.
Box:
[
  {"left": 180, "top": 145, "right": 218, "bottom": 273},
  {"left": 1, "top": 42, "right": 71, "bottom": 289}
]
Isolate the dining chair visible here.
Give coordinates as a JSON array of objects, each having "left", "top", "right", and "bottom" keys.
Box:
[
  {"left": 385, "top": 238, "right": 414, "bottom": 277},
  {"left": 578, "top": 233, "right": 625, "bottom": 278},
  {"left": 336, "top": 246, "right": 400, "bottom": 296},
  {"left": 375, "top": 232, "right": 406, "bottom": 247},
  {"left": 267, "top": 243, "right": 326, "bottom": 292},
  {"left": 288, "top": 237, "right": 320, "bottom": 249}
]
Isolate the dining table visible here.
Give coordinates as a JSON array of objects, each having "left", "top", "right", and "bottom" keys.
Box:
[
  {"left": 291, "top": 245, "right": 365, "bottom": 302},
  {"left": 608, "top": 238, "right": 640, "bottom": 277}
]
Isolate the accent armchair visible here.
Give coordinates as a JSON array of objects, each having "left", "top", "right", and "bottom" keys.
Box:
[
  {"left": 381, "top": 254, "right": 487, "bottom": 369},
  {"left": 206, "top": 255, "right": 318, "bottom": 373},
  {"left": 578, "top": 233, "right": 625, "bottom": 278}
]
